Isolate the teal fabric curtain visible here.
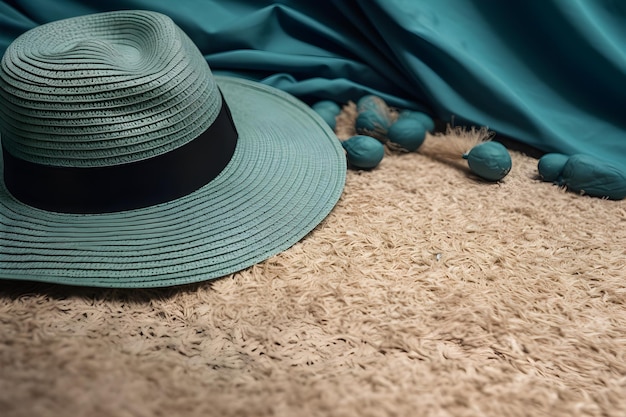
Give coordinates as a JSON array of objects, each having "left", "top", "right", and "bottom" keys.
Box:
[{"left": 1, "top": 0, "right": 625, "bottom": 168}]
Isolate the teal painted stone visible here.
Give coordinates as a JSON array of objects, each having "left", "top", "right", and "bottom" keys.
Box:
[
  {"left": 398, "top": 110, "right": 435, "bottom": 132},
  {"left": 342, "top": 135, "right": 385, "bottom": 169},
  {"left": 312, "top": 100, "right": 341, "bottom": 114},
  {"left": 387, "top": 117, "right": 427, "bottom": 151},
  {"left": 538, "top": 153, "right": 569, "bottom": 182},
  {"left": 315, "top": 110, "right": 338, "bottom": 129},
  {"left": 356, "top": 110, "right": 390, "bottom": 133},
  {"left": 356, "top": 95, "right": 387, "bottom": 113},
  {"left": 463, "top": 141, "right": 512, "bottom": 181},
  {"left": 312, "top": 100, "right": 341, "bottom": 130},
  {"left": 560, "top": 154, "right": 626, "bottom": 200}
]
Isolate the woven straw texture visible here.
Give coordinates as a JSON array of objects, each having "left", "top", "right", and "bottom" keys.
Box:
[
  {"left": 1, "top": 136, "right": 624, "bottom": 417},
  {"left": 0, "top": 11, "right": 220, "bottom": 167},
  {"left": 0, "top": 11, "right": 346, "bottom": 288}
]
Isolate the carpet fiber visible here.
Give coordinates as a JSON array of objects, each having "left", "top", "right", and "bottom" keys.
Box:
[{"left": 1, "top": 132, "right": 625, "bottom": 417}]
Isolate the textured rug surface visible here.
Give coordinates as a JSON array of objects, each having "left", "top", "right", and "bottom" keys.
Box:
[{"left": 1, "top": 134, "right": 625, "bottom": 417}]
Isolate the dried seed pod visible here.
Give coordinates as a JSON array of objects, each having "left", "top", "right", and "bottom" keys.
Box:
[
  {"left": 355, "top": 110, "right": 391, "bottom": 141},
  {"left": 537, "top": 153, "right": 569, "bottom": 182},
  {"left": 387, "top": 117, "right": 427, "bottom": 152},
  {"left": 463, "top": 141, "right": 512, "bottom": 181},
  {"left": 341, "top": 135, "right": 385, "bottom": 169},
  {"left": 356, "top": 95, "right": 388, "bottom": 113},
  {"left": 312, "top": 100, "right": 341, "bottom": 129},
  {"left": 398, "top": 110, "right": 435, "bottom": 132},
  {"left": 560, "top": 154, "right": 626, "bottom": 200}
]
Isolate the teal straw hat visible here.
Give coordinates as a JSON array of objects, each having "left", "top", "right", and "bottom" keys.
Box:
[{"left": 0, "top": 10, "right": 346, "bottom": 288}]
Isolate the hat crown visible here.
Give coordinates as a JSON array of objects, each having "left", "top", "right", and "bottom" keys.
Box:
[{"left": 0, "top": 10, "right": 221, "bottom": 167}]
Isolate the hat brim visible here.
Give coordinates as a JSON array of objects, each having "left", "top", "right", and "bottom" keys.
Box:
[{"left": 0, "top": 76, "right": 346, "bottom": 288}]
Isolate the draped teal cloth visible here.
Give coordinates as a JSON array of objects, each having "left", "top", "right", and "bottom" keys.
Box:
[{"left": 1, "top": 0, "right": 625, "bottom": 168}]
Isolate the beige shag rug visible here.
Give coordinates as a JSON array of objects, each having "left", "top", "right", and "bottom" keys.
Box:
[{"left": 1, "top": 131, "right": 625, "bottom": 417}]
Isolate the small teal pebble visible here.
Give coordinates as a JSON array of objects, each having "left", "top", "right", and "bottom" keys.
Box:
[
  {"left": 398, "top": 110, "right": 435, "bottom": 132},
  {"left": 387, "top": 117, "right": 427, "bottom": 152},
  {"left": 341, "top": 135, "right": 385, "bottom": 169},
  {"left": 560, "top": 154, "right": 626, "bottom": 200},
  {"left": 312, "top": 100, "right": 341, "bottom": 129},
  {"left": 463, "top": 141, "right": 512, "bottom": 181},
  {"left": 357, "top": 95, "right": 387, "bottom": 113},
  {"left": 312, "top": 100, "right": 341, "bottom": 114},
  {"left": 356, "top": 110, "right": 390, "bottom": 133},
  {"left": 537, "top": 153, "right": 570, "bottom": 182},
  {"left": 315, "top": 109, "right": 338, "bottom": 129}
]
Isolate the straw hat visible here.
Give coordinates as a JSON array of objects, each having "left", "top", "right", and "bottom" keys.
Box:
[{"left": 0, "top": 10, "right": 346, "bottom": 287}]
